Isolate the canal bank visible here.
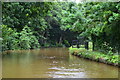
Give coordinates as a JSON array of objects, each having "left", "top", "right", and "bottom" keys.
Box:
[{"left": 69, "top": 47, "right": 119, "bottom": 67}]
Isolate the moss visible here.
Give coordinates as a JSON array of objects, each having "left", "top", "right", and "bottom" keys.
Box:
[{"left": 69, "top": 47, "right": 119, "bottom": 67}]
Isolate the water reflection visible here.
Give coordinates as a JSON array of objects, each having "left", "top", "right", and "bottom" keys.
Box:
[{"left": 2, "top": 48, "right": 118, "bottom": 78}]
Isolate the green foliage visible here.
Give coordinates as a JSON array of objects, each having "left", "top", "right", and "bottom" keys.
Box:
[
  {"left": 19, "top": 26, "right": 40, "bottom": 49},
  {"left": 19, "top": 26, "right": 31, "bottom": 49},
  {"left": 2, "top": 25, "right": 40, "bottom": 51},
  {"left": 63, "top": 40, "right": 70, "bottom": 47},
  {"left": 2, "top": 25, "right": 19, "bottom": 50},
  {"left": 62, "top": 2, "right": 120, "bottom": 54},
  {"left": 43, "top": 43, "right": 50, "bottom": 48},
  {"left": 56, "top": 43, "right": 63, "bottom": 47},
  {"left": 69, "top": 47, "right": 119, "bottom": 66},
  {"left": 2, "top": 2, "right": 120, "bottom": 53}
]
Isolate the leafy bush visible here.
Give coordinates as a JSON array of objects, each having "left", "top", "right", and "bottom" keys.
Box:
[
  {"left": 44, "top": 43, "right": 50, "bottom": 48},
  {"left": 2, "top": 25, "right": 40, "bottom": 51},
  {"left": 63, "top": 40, "right": 70, "bottom": 47},
  {"left": 2, "top": 25, "right": 20, "bottom": 50},
  {"left": 19, "top": 26, "right": 40, "bottom": 49},
  {"left": 56, "top": 43, "right": 63, "bottom": 47}
]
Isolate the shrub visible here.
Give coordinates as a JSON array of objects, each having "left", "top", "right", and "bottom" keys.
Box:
[
  {"left": 2, "top": 25, "right": 20, "bottom": 50},
  {"left": 2, "top": 25, "right": 40, "bottom": 51},
  {"left": 19, "top": 26, "right": 40, "bottom": 49}
]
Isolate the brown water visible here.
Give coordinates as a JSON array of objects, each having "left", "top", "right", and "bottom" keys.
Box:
[{"left": 2, "top": 48, "right": 118, "bottom": 78}]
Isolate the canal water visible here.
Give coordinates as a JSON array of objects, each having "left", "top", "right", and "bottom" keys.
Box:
[{"left": 2, "top": 48, "right": 118, "bottom": 78}]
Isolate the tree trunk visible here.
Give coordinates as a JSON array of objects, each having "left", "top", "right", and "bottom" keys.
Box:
[
  {"left": 93, "top": 41, "right": 95, "bottom": 51},
  {"left": 59, "top": 36, "right": 62, "bottom": 44},
  {"left": 91, "top": 34, "right": 96, "bottom": 51},
  {"left": 85, "top": 42, "right": 89, "bottom": 50}
]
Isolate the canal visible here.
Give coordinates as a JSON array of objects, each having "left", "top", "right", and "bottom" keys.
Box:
[{"left": 2, "top": 48, "right": 118, "bottom": 78}]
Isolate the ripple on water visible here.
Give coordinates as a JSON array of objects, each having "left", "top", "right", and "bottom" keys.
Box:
[
  {"left": 47, "top": 71, "right": 86, "bottom": 78},
  {"left": 47, "top": 67, "right": 85, "bottom": 78},
  {"left": 48, "top": 67, "right": 83, "bottom": 72}
]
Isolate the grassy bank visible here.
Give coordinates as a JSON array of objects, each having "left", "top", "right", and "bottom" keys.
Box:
[{"left": 69, "top": 47, "right": 120, "bottom": 67}]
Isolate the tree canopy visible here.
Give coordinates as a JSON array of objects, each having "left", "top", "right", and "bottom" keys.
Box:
[{"left": 1, "top": 2, "right": 120, "bottom": 54}]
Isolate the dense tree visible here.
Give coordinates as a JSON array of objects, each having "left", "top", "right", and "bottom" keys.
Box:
[
  {"left": 2, "top": 2, "right": 120, "bottom": 54},
  {"left": 2, "top": 2, "right": 79, "bottom": 50},
  {"left": 62, "top": 2, "right": 120, "bottom": 53}
]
